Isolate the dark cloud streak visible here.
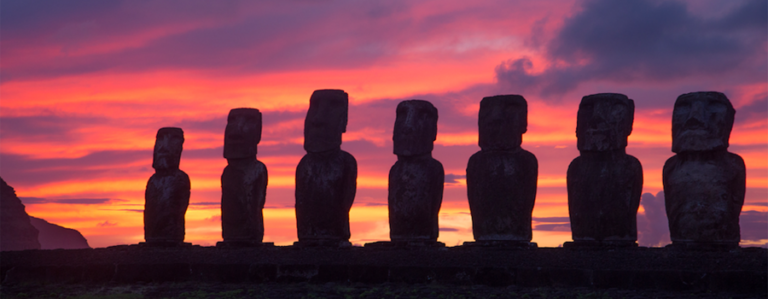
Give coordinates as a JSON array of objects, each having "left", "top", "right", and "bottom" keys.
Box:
[
  {"left": 20, "top": 197, "right": 114, "bottom": 205},
  {"left": 496, "top": 0, "right": 768, "bottom": 97}
]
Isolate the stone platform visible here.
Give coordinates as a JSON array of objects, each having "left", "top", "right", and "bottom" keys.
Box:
[{"left": 1, "top": 246, "right": 765, "bottom": 294}]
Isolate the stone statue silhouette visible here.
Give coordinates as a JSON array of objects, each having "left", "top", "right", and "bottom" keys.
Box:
[
  {"left": 387, "top": 100, "right": 444, "bottom": 245},
  {"left": 144, "top": 127, "right": 190, "bottom": 245},
  {"left": 566, "top": 93, "right": 643, "bottom": 247},
  {"left": 295, "top": 89, "right": 357, "bottom": 247},
  {"left": 219, "top": 108, "right": 268, "bottom": 247},
  {"left": 663, "top": 91, "right": 745, "bottom": 249},
  {"left": 466, "top": 95, "right": 538, "bottom": 247}
]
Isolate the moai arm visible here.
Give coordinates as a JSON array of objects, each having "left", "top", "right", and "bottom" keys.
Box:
[
  {"left": 143, "top": 176, "right": 156, "bottom": 236},
  {"left": 257, "top": 162, "right": 268, "bottom": 211},
  {"left": 342, "top": 152, "right": 358, "bottom": 214},
  {"left": 629, "top": 156, "right": 643, "bottom": 214},
  {"left": 662, "top": 155, "right": 678, "bottom": 237},
  {"left": 566, "top": 157, "right": 583, "bottom": 214},
  {"left": 178, "top": 171, "right": 191, "bottom": 218},
  {"left": 729, "top": 152, "right": 746, "bottom": 219},
  {"left": 175, "top": 170, "right": 191, "bottom": 242},
  {"left": 294, "top": 156, "right": 310, "bottom": 228},
  {"left": 527, "top": 153, "right": 539, "bottom": 216},
  {"left": 431, "top": 160, "right": 445, "bottom": 240}
]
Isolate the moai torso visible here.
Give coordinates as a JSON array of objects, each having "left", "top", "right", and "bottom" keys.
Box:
[
  {"left": 663, "top": 92, "right": 746, "bottom": 246},
  {"left": 295, "top": 90, "right": 357, "bottom": 243},
  {"left": 388, "top": 100, "right": 444, "bottom": 242},
  {"left": 144, "top": 127, "right": 190, "bottom": 244},
  {"left": 221, "top": 108, "right": 268, "bottom": 244},
  {"left": 466, "top": 95, "right": 538, "bottom": 242},
  {"left": 567, "top": 93, "right": 643, "bottom": 245}
]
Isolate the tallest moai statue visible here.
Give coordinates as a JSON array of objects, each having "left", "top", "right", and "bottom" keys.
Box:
[
  {"left": 566, "top": 93, "right": 643, "bottom": 247},
  {"left": 664, "top": 92, "right": 745, "bottom": 249},
  {"left": 294, "top": 89, "right": 357, "bottom": 247},
  {"left": 388, "top": 100, "right": 444, "bottom": 245}
]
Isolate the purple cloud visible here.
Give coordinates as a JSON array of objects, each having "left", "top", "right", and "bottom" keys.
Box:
[
  {"left": 637, "top": 191, "right": 671, "bottom": 247},
  {"left": 496, "top": 0, "right": 767, "bottom": 97},
  {"left": 0, "top": 1, "right": 492, "bottom": 81},
  {"left": 444, "top": 173, "right": 466, "bottom": 184},
  {"left": 532, "top": 216, "right": 570, "bottom": 232},
  {"left": 741, "top": 210, "right": 768, "bottom": 242}
]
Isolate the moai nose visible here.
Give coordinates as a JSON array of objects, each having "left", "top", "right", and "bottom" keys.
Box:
[
  {"left": 691, "top": 101, "right": 706, "bottom": 119},
  {"left": 590, "top": 114, "right": 606, "bottom": 129},
  {"left": 401, "top": 113, "right": 416, "bottom": 135},
  {"left": 685, "top": 101, "right": 707, "bottom": 128}
]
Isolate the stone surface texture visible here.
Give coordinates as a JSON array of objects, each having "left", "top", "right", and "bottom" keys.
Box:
[
  {"left": 466, "top": 95, "right": 538, "bottom": 242},
  {"left": 663, "top": 91, "right": 745, "bottom": 246},
  {"left": 388, "top": 100, "right": 444, "bottom": 242},
  {"left": 221, "top": 108, "right": 268, "bottom": 244},
  {"left": 0, "top": 177, "right": 41, "bottom": 251},
  {"left": 295, "top": 90, "right": 357, "bottom": 243},
  {"left": 144, "top": 127, "right": 190, "bottom": 244},
  {"left": 567, "top": 93, "right": 643, "bottom": 244},
  {"left": 29, "top": 217, "right": 90, "bottom": 249}
]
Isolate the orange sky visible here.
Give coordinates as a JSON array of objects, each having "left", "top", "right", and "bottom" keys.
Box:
[{"left": 1, "top": 0, "right": 766, "bottom": 248}]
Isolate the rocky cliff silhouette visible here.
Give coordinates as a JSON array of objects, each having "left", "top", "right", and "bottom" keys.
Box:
[
  {"left": 1, "top": 177, "right": 90, "bottom": 251},
  {"left": 1, "top": 177, "right": 40, "bottom": 251},
  {"left": 29, "top": 216, "right": 90, "bottom": 249}
]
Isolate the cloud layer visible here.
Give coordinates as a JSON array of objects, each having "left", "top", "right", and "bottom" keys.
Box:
[
  {"left": 496, "top": 0, "right": 767, "bottom": 97},
  {"left": 1, "top": 0, "right": 765, "bottom": 248}
]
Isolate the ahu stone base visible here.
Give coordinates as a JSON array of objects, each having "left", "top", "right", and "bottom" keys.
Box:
[{"left": 1, "top": 246, "right": 765, "bottom": 294}]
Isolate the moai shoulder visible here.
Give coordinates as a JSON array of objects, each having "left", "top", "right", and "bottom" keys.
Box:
[
  {"left": 663, "top": 91, "right": 746, "bottom": 249},
  {"left": 382, "top": 100, "right": 445, "bottom": 247},
  {"left": 294, "top": 89, "right": 357, "bottom": 247},
  {"left": 219, "top": 108, "right": 269, "bottom": 247},
  {"left": 465, "top": 95, "right": 538, "bottom": 247},
  {"left": 566, "top": 93, "right": 643, "bottom": 248},
  {"left": 144, "top": 127, "right": 191, "bottom": 246}
]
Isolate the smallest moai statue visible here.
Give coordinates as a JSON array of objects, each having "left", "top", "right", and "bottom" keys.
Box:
[
  {"left": 383, "top": 100, "right": 445, "bottom": 247},
  {"left": 465, "top": 95, "right": 538, "bottom": 248},
  {"left": 566, "top": 93, "right": 643, "bottom": 248},
  {"left": 294, "top": 89, "right": 357, "bottom": 248},
  {"left": 144, "top": 127, "right": 191, "bottom": 246},
  {"left": 218, "top": 108, "right": 269, "bottom": 247},
  {"left": 664, "top": 92, "right": 745, "bottom": 249}
]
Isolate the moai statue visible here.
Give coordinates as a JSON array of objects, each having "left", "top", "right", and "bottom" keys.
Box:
[
  {"left": 218, "top": 108, "right": 269, "bottom": 247},
  {"left": 566, "top": 93, "right": 643, "bottom": 247},
  {"left": 144, "top": 127, "right": 190, "bottom": 246},
  {"left": 465, "top": 95, "right": 538, "bottom": 247},
  {"left": 387, "top": 100, "right": 445, "bottom": 246},
  {"left": 295, "top": 89, "right": 357, "bottom": 247},
  {"left": 663, "top": 91, "right": 745, "bottom": 249}
]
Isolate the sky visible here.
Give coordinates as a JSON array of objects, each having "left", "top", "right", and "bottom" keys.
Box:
[{"left": 1, "top": 0, "right": 766, "bottom": 248}]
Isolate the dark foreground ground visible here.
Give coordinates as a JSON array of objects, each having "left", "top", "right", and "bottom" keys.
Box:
[
  {"left": 2, "top": 281, "right": 765, "bottom": 299},
  {"left": 1, "top": 245, "right": 766, "bottom": 298}
]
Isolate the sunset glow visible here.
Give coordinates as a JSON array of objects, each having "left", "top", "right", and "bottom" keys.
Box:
[{"left": 1, "top": 0, "right": 766, "bottom": 249}]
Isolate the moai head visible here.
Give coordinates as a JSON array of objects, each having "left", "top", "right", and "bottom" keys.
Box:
[
  {"left": 393, "top": 100, "right": 438, "bottom": 156},
  {"left": 304, "top": 89, "right": 348, "bottom": 153},
  {"left": 224, "top": 108, "right": 262, "bottom": 159},
  {"left": 576, "top": 93, "right": 635, "bottom": 152},
  {"left": 478, "top": 95, "right": 527, "bottom": 151},
  {"left": 672, "top": 91, "right": 735, "bottom": 153},
  {"left": 152, "top": 127, "right": 184, "bottom": 172}
]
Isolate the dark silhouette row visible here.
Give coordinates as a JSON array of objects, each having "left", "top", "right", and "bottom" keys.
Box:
[{"left": 143, "top": 90, "right": 745, "bottom": 249}]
